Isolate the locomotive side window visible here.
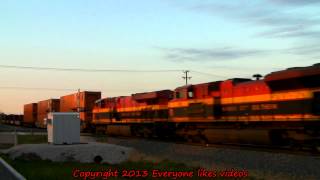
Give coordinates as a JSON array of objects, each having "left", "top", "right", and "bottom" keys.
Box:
[
  {"left": 175, "top": 92, "right": 180, "bottom": 99},
  {"left": 188, "top": 91, "right": 194, "bottom": 98},
  {"left": 313, "top": 92, "right": 320, "bottom": 115}
]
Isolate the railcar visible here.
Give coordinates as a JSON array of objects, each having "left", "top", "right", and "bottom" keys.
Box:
[
  {"left": 23, "top": 103, "right": 38, "bottom": 127},
  {"left": 60, "top": 91, "right": 101, "bottom": 130},
  {"left": 36, "top": 99, "right": 60, "bottom": 128},
  {"left": 0, "top": 114, "right": 23, "bottom": 126},
  {"left": 11, "top": 114, "right": 23, "bottom": 125}
]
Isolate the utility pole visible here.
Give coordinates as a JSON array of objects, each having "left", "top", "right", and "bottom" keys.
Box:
[{"left": 182, "top": 70, "right": 192, "bottom": 85}]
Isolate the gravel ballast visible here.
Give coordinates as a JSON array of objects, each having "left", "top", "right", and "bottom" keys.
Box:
[{"left": 105, "top": 137, "right": 320, "bottom": 180}]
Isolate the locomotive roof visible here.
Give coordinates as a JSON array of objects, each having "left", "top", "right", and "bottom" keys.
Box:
[
  {"left": 95, "top": 97, "right": 117, "bottom": 103},
  {"left": 234, "top": 80, "right": 266, "bottom": 86},
  {"left": 174, "top": 81, "right": 222, "bottom": 91},
  {"left": 132, "top": 89, "right": 172, "bottom": 101},
  {"left": 265, "top": 63, "right": 320, "bottom": 82},
  {"left": 226, "top": 78, "right": 252, "bottom": 84}
]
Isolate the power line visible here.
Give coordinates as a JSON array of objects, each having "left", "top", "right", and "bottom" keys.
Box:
[
  {"left": 0, "top": 65, "right": 228, "bottom": 78},
  {"left": 0, "top": 86, "right": 158, "bottom": 92},
  {"left": 190, "top": 70, "right": 228, "bottom": 78},
  {"left": 0, "top": 63, "right": 233, "bottom": 79},
  {"left": 0, "top": 65, "right": 183, "bottom": 73},
  {"left": 0, "top": 86, "right": 77, "bottom": 91}
]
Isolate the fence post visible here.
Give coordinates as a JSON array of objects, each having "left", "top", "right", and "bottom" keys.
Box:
[{"left": 14, "top": 126, "right": 17, "bottom": 146}]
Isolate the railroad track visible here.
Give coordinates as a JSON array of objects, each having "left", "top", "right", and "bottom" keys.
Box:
[
  {"left": 195, "top": 142, "right": 320, "bottom": 156},
  {"left": 4, "top": 123, "right": 319, "bottom": 156},
  {"left": 89, "top": 134, "right": 320, "bottom": 156}
]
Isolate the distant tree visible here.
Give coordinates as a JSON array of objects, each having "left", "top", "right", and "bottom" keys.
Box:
[
  {"left": 253, "top": 74, "right": 263, "bottom": 80},
  {"left": 0, "top": 111, "right": 4, "bottom": 120}
]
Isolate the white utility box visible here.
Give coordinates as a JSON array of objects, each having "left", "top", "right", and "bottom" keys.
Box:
[{"left": 47, "top": 112, "right": 80, "bottom": 145}]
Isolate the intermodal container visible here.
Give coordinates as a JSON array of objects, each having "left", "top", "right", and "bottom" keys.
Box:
[
  {"left": 60, "top": 91, "right": 101, "bottom": 128},
  {"left": 37, "top": 99, "right": 60, "bottom": 128},
  {"left": 23, "top": 103, "right": 38, "bottom": 127}
]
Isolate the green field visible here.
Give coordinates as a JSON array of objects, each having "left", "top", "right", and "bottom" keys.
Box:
[
  {"left": 1, "top": 154, "right": 204, "bottom": 180},
  {"left": 0, "top": 134, "right": 47, "bottom": 150}
]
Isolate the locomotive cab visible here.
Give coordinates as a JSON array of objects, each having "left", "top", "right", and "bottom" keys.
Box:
[
  {"left": 187, "top": 87, "right": 194, "bottom": 99},
  {"left": 174, "top": 85, "right": 193, "bottom": 99}
]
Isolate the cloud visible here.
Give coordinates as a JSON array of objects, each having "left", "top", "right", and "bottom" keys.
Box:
[
  {"left": 285, "top": 44, "right": 320, "bottom": 55},
  {"left": 269, "top": 0, "right": 320, "bottom": 6},
  {"left": 187, "top": 1, "right": 320, "bottom": 39},
  {"left": 165, "top": 1, "right": 320, "bottom": 61},
  {"left": 258, "top": 26, "right": 320, "bottom": 38},
  {"left": 159, "top": 43, "right": 320, "bottom": 63},
  {"left": 159, "top": 47, "right": 266, "bottom": 62}
]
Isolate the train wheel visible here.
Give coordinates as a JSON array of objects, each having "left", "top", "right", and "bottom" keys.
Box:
[
  {"left": 186, "top": 135, "right": 193, "bottom": 143},
  {"left": 143, "top": 132, "right": 150, "bottom": 138},
  {"left": 199, "top": 135, "right": 209, "bottom": 145},
  {"left": 269, "top": 130, "right": 286, "bottom": 146}
]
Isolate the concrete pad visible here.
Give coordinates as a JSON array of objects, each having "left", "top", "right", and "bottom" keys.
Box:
[{"left": 3, "top": 143, "right": 140, "bottom": 164}]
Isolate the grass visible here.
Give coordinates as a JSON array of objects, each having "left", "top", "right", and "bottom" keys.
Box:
[
  {"left": 0, "top": 154, "right": 204, "bottom": 180},
  {"left": 0, "top": 153, "right": 258, "bottom": 180},
  {"left": 1, "top": 134, "right": 258, "bottom": 179},
  {"left": 93, "top": 134, "right": 109, "bottom": 143},
  {"left": 17, "top": 134, "right": 48, "bottom": 144},
  {"left": 0, "top": 135, "right": 47, "bottom": 150},
  {"left": 0, "top": 134, "right": 200, "bottom": 179}
]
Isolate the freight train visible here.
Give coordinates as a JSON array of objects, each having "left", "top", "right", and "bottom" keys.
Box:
[
  {"left": 22, "top": 92, "right": 101, "bottom": 129},
  {"left": 91, "top": 64, "right": 320, "bottom": 147},
  {"left": 19, "top": 63, "right": 320, "bottom": 147},
  {"left": 0, "top": 113, "right": 23, "bottom": 126}
]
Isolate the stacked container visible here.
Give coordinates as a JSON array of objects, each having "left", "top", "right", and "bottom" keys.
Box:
[
  {"left": 37, "top": 99, "right": 60, "bottom": 128},
  {"left": 23, "top": 103, "right": 38, "bottom": 127},
  {"left": 60, "top": 91, "right": 101, "bottom": 129}
]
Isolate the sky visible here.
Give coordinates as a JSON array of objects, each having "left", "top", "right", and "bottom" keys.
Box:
[{"left": 0, "top": 0, "right": 320, "bottom": 113}]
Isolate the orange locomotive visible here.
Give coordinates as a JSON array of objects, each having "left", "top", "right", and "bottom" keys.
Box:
[
  {"left": 92, "top": 64, "right": 320, "bottom": 146},
  {"left": 92, "top": 90, "right": 173, "bottom": 136}
]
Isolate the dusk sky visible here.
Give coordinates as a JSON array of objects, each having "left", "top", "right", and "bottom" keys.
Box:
[{"left": 1, "top": 0, "right": 320, "bottom": 113}]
